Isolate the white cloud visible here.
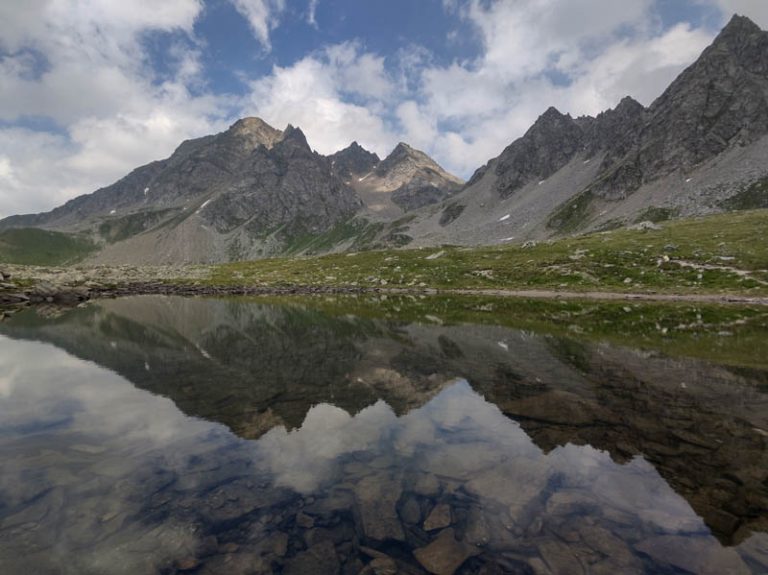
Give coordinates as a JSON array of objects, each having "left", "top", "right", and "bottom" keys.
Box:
[
  {"left": 395, "top": 0, "right": 718, "bottom": 175},
  {"left": 243, "top": 42, "right": 398, "bottom": 157},
  {"left": 0, "top": 0, "right": 234, "bottom": 218},
  {"left": 307, "top": 0, "right": 320, "bottom": 28},
  {"left": 229, "top": 0, "right": 286, "bottom": 50},
  {"left": 705, "top": 0, "right": 768, "bottom": 27}
]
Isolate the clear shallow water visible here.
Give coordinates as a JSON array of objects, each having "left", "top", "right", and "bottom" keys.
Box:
[{"left": 0, "top": 296, "right": 766, "bottom": 574}]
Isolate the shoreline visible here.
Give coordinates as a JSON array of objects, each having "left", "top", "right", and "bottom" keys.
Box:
[{"left": 3, "top": 280, "right": 768, "bottom": 308}]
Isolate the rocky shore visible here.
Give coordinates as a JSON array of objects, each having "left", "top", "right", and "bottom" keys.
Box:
[{"left": 3, "top": 263, "right": 768, "bottom": 314}]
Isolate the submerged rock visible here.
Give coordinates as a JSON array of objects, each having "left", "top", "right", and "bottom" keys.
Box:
[
  {"left": 284, "top": 540, "right": 340, "bottom": 575},
  {"left": 635, "top": 536, "right": 750, "bottom": 574},
  {"left": 413, "top": 528, "right": 480, "bottom": 575},
  {"left": 423, "top": 503, "right": 452, "bottom": 531},
  {"left": 354, "top": 475, "right": 405, "bottom": 542}
]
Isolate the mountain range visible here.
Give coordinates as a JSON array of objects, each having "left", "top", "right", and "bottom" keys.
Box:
[{"left": 1, "top": 14, "right": 768, "bottom": 264}]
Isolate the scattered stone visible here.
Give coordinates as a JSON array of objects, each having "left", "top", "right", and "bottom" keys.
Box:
[
  {"left": 412, "top": 474, "right": 440, "bottom": 497},
  {"left": 413, "top": 528, "right": 480, "bottom": 575},
  {"left": 463, "top": 508, "right": 491, "bottom": 547},
  {"left": 198, "top": 552, "right": 271, "bottom": 575},
  {"left": 423, "top": 503, "right": 452, "bottom": 531},
  {"left": 296, "top": 511, "right": 315, "bottom": 529},
  {"left": 536, "top": 540, "right": 586, "bottom": 575},
  {"left": 465, "top": 463, "right": 550, "bottom": 524},
  {"left": 399, "top": 496, "right": 422, "bottom": 525},
  {"left": 354, "top": 475, "right": 405, "bottom": 542},
  {"left": 284, "top": 540, "right": 340, "bottom": 575},
  {"left": 175, "top": 557, "right": 199, "bottom": 571},
  {"left": 368, "top": 557, "right": 398, "bottom": 575}
]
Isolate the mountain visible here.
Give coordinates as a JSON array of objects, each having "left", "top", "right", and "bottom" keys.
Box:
[
  {"left": 394, "top": 14, "right": 768, "bottom": 248},
  {"left": 0, "top": 120, "right": 462, "bottom": 263},
  {"left": 328, "top": 141, "right": 380, "bottom": 180},
  {"left": 1, "top": 15, "right": 767, "bottom": 263},
  {"left": 331, "top": 141, "right": 464, "bottom": 217}
]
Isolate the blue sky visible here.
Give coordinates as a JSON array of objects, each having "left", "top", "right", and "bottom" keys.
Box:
[{"left": 1, "top": 0, "right": 767, "bottom": 217}]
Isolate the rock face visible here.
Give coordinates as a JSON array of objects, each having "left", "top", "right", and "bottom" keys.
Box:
[
  {"left": 198, "top": 126, "right": 362, "bottom": 240},
  {"left": 334, "top": 142, "right": 464, "bottom": 216},
  {"left": 328, "top": 142, "right": 380, "bottom": 181},
  {"left": 0, "top": 122, "right": 463, "bottom": 262},
  {"left": 0, "top": 119, "right": 362, "bottom": 263},
  {"left": 370, "top": 143, "right": 464, "bottom": 212},
  {"left": 399, "top": 15, "right": 768, "bottom": 248},
  {"left": 489, "top": 15, "right": 768, "bottom": 203}
]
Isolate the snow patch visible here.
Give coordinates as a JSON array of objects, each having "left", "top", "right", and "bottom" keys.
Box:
[
  {"left": 538, "top": 180, "right": 545, "bottom": 185},
  {"left": 501, "top": 237, "right": 515, "bottom": 242},
  {"left": 497, "top": 341, "right": 509, "bottom": 352},
  {"left": 358, "top": 172, "right": 373, "bottom": 182},
  {"left": 109, "top": 209, "right": 116, "bottom": 215},
  {"left": 144, "top": 187, "right": 150, "bottom": 195},
  {"left": 196, "top": 199, "right": 212, "bottom": 214},
  {"left": 583, "top": 159, "right": 591, "bottom": 164},
  {"left": 685, "top": 178, "right": 692, "bottom": 183},
  {"left": 425, "top": 250, "right": 445, "bottom": 260},
  {"left": 498, "top": 214, "right": 510, "bottom": 222}
]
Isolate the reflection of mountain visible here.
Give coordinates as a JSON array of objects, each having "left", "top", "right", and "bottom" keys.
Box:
[{"left": 1, "top": 296, "right": 766, "bottom": 545}]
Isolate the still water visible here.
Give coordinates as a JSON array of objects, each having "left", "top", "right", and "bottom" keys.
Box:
[{"left": 0, "top": 295, "right": 766, "bottom": 574}]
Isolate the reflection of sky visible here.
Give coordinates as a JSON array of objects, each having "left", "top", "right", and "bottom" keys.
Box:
[
  {"left": 0, "top": 334, "right": 764, "bottom": 574},
  {"left": 257, "top": 380, "right": 703, "bottom": 533}
]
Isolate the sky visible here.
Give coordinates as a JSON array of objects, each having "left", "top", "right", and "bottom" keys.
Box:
[{"left": 1, "top": 0, "right": 767, "bottom": 218}]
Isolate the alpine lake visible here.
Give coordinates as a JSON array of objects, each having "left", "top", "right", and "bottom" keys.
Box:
[{"left": 0, "top": 294, "right": 767, "bottom": 575}]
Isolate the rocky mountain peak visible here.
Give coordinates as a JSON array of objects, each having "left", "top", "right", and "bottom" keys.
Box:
[
  {"left": 493, "top": 106, "right": 583, "bottom": 198},
  {"left": 226, "top": 117, "right": 283, "bottom": 150},
  {"left": 716, "top": 14, "right": 763, "bottom": 44},
  {"left": 376, "top": 142, "right": 437, "bottom": 177},
  {"left": 614, "top": 96, "right": 645, "bottom": 114},
  {"left": 279, "top": 125, "right": 312, "bottom": 151},
  {"left": 328, "top": 142, "right": 380, "bottom": 180}
]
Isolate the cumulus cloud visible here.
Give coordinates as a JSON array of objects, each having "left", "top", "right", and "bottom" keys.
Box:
[
  {"left": 402, "top": 0, "right": 717, "bottom": 175},
  {"left": 704, "top": 0, "right": 768, "bottom": 27},
  {"left": 0, "top": 0, "right": 234, "bottom": 217},
  {"left": 242, "top": 42, "right": 399, "bottom": 156}
]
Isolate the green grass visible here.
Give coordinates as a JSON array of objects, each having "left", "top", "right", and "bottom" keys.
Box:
[
  {"left": 206, "top": 209, "right": 768, "bottom": 296},
  {"left": 98, "top": 209, "right": 176, "bottom": 243},
  {"left": 719, "top": 177, "right": 768, "bottom": 211},
  {"left": 0, "top": 228, "right": 97, "bottom": 265},
  {"left": 634, "top": 206, "right": 680, "bottom": 223},
  {"left": 547, "top": 190, "right": 595, "bottom": 232}
]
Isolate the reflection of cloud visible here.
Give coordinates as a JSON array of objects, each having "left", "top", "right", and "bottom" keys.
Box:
[
  {"left": 258, "top": 401, "right": 398, "bottom": 492},
  {"left": 0, "top": 335, "right": 229, "bottom": 573},
  {"left": 0, "top": 334, "right": 744, "bottom": 572},
  {"left": 255, "top": 379, "right": 708, "bottom": 540}
]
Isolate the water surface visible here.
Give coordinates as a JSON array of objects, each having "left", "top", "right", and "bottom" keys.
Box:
[{"left": 0, "top": 295, "right": 767, "bottom": 574}]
